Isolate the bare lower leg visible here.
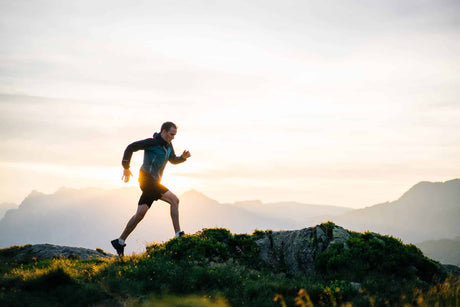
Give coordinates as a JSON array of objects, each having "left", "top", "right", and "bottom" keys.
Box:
[
  {"left": 120, "top": 215, "right": 140, "bottom": 241},
  {"left": 120, "top": 204, "right": 149, "bottom": 241},
  {"left": 170, "top": 203, "right": 180, "bottom": 233},
  {"left": 161, "top": 191, "right": 181, "bottom": 233}
]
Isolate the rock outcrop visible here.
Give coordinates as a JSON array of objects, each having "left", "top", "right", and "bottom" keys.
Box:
[
  {"left": 9, "top": 244, "right": 114, "bottom": 263},
  {"left": 256, "top": 224, "right": 350, "bottom": 275}
]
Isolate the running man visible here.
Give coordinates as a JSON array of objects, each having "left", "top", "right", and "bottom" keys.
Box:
[{"left": 111, "top": 121, "right": 191, "bottom": 256}]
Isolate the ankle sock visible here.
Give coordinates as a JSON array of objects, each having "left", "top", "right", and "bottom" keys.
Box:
[
  {"left": 175, "top": 231, "right": 183, "bottom": 237},
  {"left": 118, "top": 238, "right": 125, "bottom": 245}
]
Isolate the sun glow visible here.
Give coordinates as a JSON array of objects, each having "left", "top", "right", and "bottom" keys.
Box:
[
  {"left": 161, "top": 173, "right": 196, "bottom": 195},
  {"left": 0, "top": 161, "right": 124, "bottom": 187}
]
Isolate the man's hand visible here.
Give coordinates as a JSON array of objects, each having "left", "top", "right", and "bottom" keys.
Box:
[
  {"left": 122, "top": 168, "right": 133, "bottom": 183},
  {"left": 181, "top": 150, "right": 191, "bottom": 159}
]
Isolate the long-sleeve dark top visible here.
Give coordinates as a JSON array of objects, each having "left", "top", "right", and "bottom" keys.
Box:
[{"left": 122, "top": 133, "right": 186, "bottom": 181}]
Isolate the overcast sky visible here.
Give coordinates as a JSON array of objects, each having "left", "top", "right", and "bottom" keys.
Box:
[{"left": 1, "top": 0, "right": 459, "bottom": 208}]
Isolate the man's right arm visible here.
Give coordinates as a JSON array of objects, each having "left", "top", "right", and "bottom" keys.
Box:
[{"left": 121, "top": 138, "right": 154, "bottom": 169}]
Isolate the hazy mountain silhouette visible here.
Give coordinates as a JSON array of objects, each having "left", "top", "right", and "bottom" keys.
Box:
[
  {"left": 0, "top": 187, "right": 138, "bottom": 252},
  {"left": 0, "top": 187, "right": 347, "bottom": 255},
  {"left": 332, "top": 179, "right": 460, "bottom": 243},
  {"left": 416, "top": 236, "right": 460, "bottom": 266},
  {"left": 0, "top": 202, "right": 17, "bottom": 219},
  {"left": 225, "top": 199, "right": 351, "bottom": 226},
  {"left": 2, "top": 179, "right": 458, "bottom": 255}
]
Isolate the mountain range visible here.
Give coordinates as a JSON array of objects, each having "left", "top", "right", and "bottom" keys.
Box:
[
  {"left": 1, "top": 179, "right": 459, "bottom": 262},
  {"left": 332, "top": 179, "right": 460, "bottom": 243},
  {"left": 0, "top": 187, "right": 349, "bottom": 254}
]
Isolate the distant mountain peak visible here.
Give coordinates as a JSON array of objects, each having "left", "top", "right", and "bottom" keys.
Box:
[
  {"left": 233, "top": 200, "right": 263, "bottom": 206},
  {"left": 334, "top": 178, "right": 460, "bottom": 243},
  {"left": 56, "top": 186, "right": 76, "bottom": 193},
  {"left": 28, "top": 190, "right": 46, "bottom": 197},
  {"left": 182, "top": 189, "right": 204, "bottom": 196},
  {"left": 24, "top": 187, "right": 73, "bottom": 199},
  {"left": 181, "top": 189, "right": 215, "bottom": 202},
  {"left": 397, "top": 179, "right": 460, "bottom": 203}
]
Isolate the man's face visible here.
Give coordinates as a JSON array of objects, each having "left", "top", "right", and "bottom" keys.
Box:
[{"left": 161, "top": 127, "right": 177, "bottom": 144}]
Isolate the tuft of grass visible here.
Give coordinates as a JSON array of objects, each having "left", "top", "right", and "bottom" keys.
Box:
[
  {"left": 315, "top": 231, "right": 447, "bottom": 304},
  {"left": 125, "top": 294, "right": 231, "bottom": 307},
  {"left": 274, "top": 275, "right": 460, "bottom": 307},
  {"left": 146, "top": 228, "right": 261, "bottom": 268},
  {"left": 0, "top": 245, "right": 34, "bottom": 273},
  {"left": 319, "top": 221, "right": 336, "bottom": 240},
  {"left": 96, "top": 247, "right": 109, "bottom": 255},
  {"left": 0, "top": 258, "right": 111, "bottom": 307}
]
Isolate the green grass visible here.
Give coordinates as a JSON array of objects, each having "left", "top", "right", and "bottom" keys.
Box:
[
  {"left": 0, "top": 224, "right": 458, "bottom": 307},
  {"left": 315, "top": 230, "right": 447, "bottom": 305}
]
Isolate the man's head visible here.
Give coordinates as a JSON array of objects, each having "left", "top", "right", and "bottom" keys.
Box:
[{"left": 160, "top": 121, "right": 177, "bottom": 144}]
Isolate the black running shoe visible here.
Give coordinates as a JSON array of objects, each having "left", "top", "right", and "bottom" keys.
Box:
[
  {"left": 177, "top": 231, "right": 185, "bottom": 237},
  {"left": 111, "top": 239, "right": 126, "bottom": 256}
]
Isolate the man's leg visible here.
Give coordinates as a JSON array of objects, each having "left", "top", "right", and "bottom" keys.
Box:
[
  {"left": 120, "top": 204, "right": 149, "bottom": 241},
  {"left": 160, "top": 191, "right": 181, "bottom": 234}
]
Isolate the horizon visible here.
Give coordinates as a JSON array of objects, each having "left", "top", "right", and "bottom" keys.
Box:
[
  {"left": 1, "top": 184, "right": 356, "bottom": 208},
  {"left": 1, "top": 1, "right": 459, "bottom": 208},
  {"left": 4, "top": 177, "right": 459, "bottom": 210},
  {"left": 1, "top": 177, "right": 459, "bottom": 257}
]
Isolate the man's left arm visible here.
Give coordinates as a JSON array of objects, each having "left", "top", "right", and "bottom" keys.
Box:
[{"left": 169, "top": 146, "right": 191, "bottom": 164}]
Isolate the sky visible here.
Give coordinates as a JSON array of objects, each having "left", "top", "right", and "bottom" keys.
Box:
[{"left": 1, "top": 0, "right": 459, "bottom": 208}]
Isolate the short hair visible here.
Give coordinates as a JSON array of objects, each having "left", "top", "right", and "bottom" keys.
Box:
[{"left": 161, "top": 121, "right": 177, "bottom": 132}]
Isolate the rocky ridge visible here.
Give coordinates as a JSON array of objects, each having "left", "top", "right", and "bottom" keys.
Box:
[
  {"left": 5, "top": 244, "right": 114, "bottom": 263},
  {"left": 3, "top": 224, "right": 459, "bottom": 278}
]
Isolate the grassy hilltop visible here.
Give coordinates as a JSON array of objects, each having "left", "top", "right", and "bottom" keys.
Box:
[{"left": 0, "top": 223, "right": 459, "bottom": 307}]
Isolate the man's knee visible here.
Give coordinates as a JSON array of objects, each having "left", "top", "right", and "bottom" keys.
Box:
[
  {"left": 170, "top": 195, "right": 179, "bottom": 208},
  {"left": 162, "top": 192, "right": 179, "bottom": 207},
  {"left": 136, "top": 205, "right": 149, "bottom": 219}
]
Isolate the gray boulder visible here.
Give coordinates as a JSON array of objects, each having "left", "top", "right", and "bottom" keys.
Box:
[
  {"left": 11, "top": 244, "right": 114, "bottom": 262},
  {"left": 256, "top": 224, "right": 350, "bottom": 275}
]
